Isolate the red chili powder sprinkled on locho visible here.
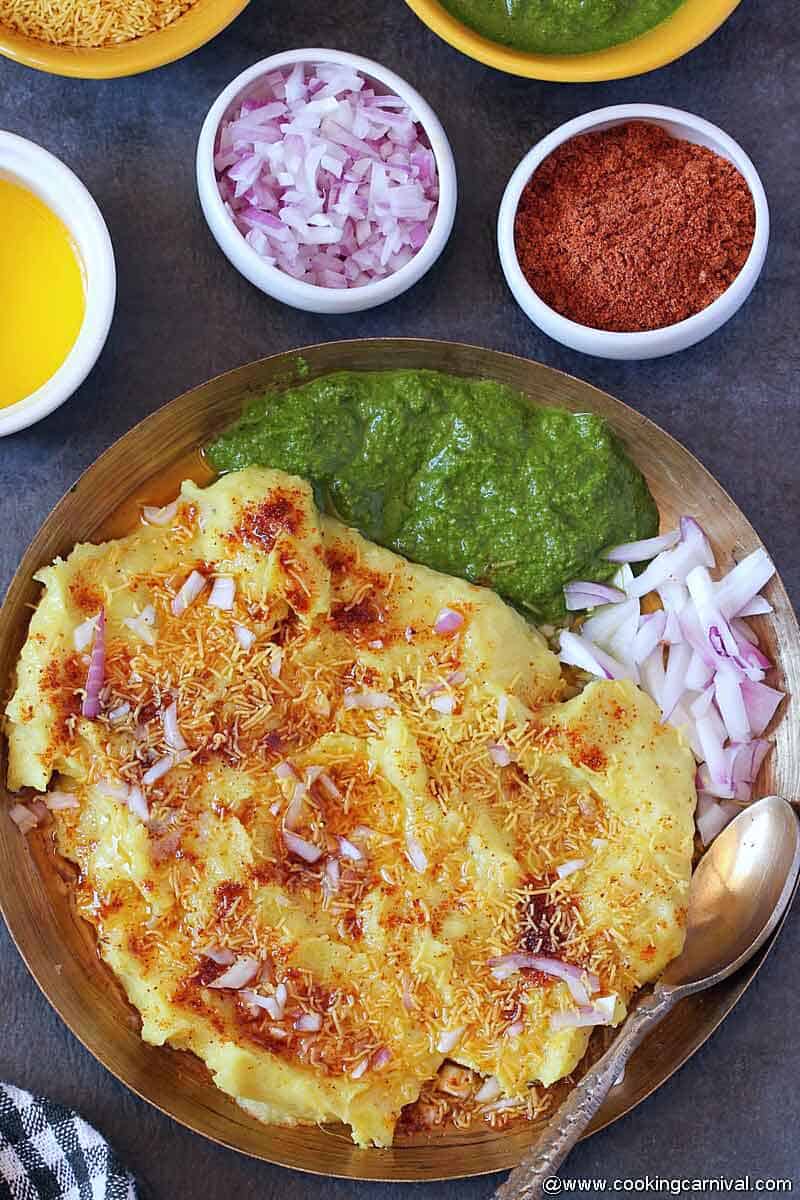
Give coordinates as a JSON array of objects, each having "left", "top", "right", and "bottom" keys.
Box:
[{"left": 514, "top": 122, "right": 756, "bottom": 333}]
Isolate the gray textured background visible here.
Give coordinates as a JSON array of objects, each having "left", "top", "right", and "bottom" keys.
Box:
[{"left": 1, "top": 0, "right": 798, "bottom": 1195}]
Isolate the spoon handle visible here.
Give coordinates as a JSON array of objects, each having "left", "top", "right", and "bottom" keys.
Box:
[{"left": 494, "top": 987, "right": 676, "bottom": 1200}]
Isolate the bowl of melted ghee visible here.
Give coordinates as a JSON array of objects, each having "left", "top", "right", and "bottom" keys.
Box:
[{"left": 0, "top": 132, "right": 115, "bottom": 436}]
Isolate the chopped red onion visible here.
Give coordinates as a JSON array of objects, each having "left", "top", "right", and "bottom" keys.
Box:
[
  {"left": 234, "top": 623, "right": 255, "bottom": 651},
  {"left": 203, "top": 946, "right": 236, "bottom": 966},
  {"left": 123, "top": 605, "right": 157, "bottom": 646},
  {"left": 740, "top": 680, "right": 782, "bottom": 736},
  {"left": 555, "top": 859, "right": 585, "bottom": 879},
  {"left": 430, "top": 693, "right": 454, "bottom": 715},
  {"left": 475, "top": 1076, "right": 501, "bottom": 1104},
  {"left": 488, "top": 953, "right": 599, "bottom": 1006},
  {"left": 142, "top": 755, "right": 176, "bottom": 787},
  {"left": 163, "top": 701, "right": 187, "bottom": 753},
  {"left": 737, "top": 595, "right": 773, "bottom": 618},
  {"left": 639, "top": 647, "right": 666, "bottom": 708},
  {"left": 319, "top": 771, "right": 341, "bottom": 800},
  {"left": 658, "top": 579, "right": 688, "bottom": 614},
  {"left": 715, "top": 548, "right": 775, "bottom": 620},
  {"left": 731, "top": 738, "right": 771, "bottom": 783},
  {"left": 274, "top": 760, "right": 297, "bottom": 781},
  {"left": 323, "top": 856, "right": 341, "bottom": 896},
  {"left": 108, "top": 702, "right": 131, "bottom": 724},
  {"left": 685, "top": 650, "right": 714, "bottom": 692},
  {"left": 550, "top": 995, "right": 617, "bottom": 1030},
  {"left": 215, "top": 63, "right": 439, "bottom": 289},
  {"left": 632, "top": 611, "right": 666, "bottom": 665},
  {"left": 606, "top": 529, "right": 680, "bottom": 563},
  {"left": 172, "top": 570, "right": 207, "bottom": 616},
  {"left": 686, "top": 566, "right": 739, "bottom": 663},
  {"left": 497, "top": 693, "right": 509, "bottom": 726},
  {"left": 45, "top": 790, "right": 80, "bottom": 811},
  {"left": 350, "top": 1057, "right": 370, "bottom": 1080},
  {"left": 696, "top": 713, "right": 731, "bottom": 795},
  {"left": 488, "top": 743, "right": 512, "bottom": 767},
  {"left": 270, "top": 647, "right": 283, "bottom": 678},
  {"left": 697, "top": 799, "right": 739, "bottom": 847},
  {"left": 126, "top": 785, "right": 149, "bottom": 823},
  {"left": 731, "top": 634, "right": 770, "bottom": 681},
  {"left": 714, "top": 670, "right": 750, "bottom": 744},
  {"left": 294, "top": 1011, "right": 323, "bottom": 1032},
  {"left": 95, "top": 778, "right": 130, "bottom": 803},
  {"left": 564, "top": 581, "right": 627, "bottom": 611},
  {"left": 406, "top": 833, "right": 428, "bottom": 873},
  {"left": 81, "top": 607, "right": 106, "bottom": 719},
  {"left": 338, "top": 835, "right": 363, "bottom": 861},
  {"left": 626, "top": 519, "right": 714, "bottom": 599},
  {"left": 343, "top": 689, "right": 394, "bottom": 710},
  {"left": 558, "top": 630, "right": 629, "bottom": 681},
  {"left": 436, "top": 1027, "right": 464, "bottom": 1054},
  {"left": 283, "top": 829, "right": 322, "bottom": 863},
  {"left": 73, "top": 614, "right": 98, "bottom": 652},
  {"left": 690, "top": 686, "right": 715, "bottom": 720},
  {"left": 434, "top": 607, "right": 464, "bottom": 635},
  {"left": 660, "top": 641, "right": 692, "bottom": 722},
  {"left": 208, "top": 576, "right": 236, "bottom": 610},
  {"left": 142, "top": 499, "right": 178, "bottom": 526},
  {"left": 207, "top": 956, "right": 260, "bottom": 990},
  {"left": 581, "top": 587, "right": 637, "bottom": 646},
  {"left": 371, "top": 1047, "right": 392, "bottom": 1071},
  {"left": 283, "top": 783, "right": 306, "bottom": 830},
  {"left": 505, "top": 1020, "right": 525, "bottom": 1038},
  {"left": 696, "top": 762, "right": 734, "bottom": 800},
  {"left": 240, "top": 989, "right": 282, "bottom": 1019}
]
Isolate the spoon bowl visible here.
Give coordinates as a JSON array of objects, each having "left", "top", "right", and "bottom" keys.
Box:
[{"left": 665, "top": 795, "right": 800, "bottom": 991}]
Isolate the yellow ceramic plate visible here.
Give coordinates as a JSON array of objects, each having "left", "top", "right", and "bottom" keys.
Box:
[
  {"left": 0, "top": 0, "right": 249, "bottom": 78},
  {"left": 403, "top": 0, "right": 741, "bottom": 81},
  {"left": 0, "top": 340, "right": 796, "bottom": 1180}
]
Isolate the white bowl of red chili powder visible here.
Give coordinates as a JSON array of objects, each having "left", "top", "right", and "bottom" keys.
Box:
[{"left": 497, "top": 104, "right": 769, "bottom": 360}]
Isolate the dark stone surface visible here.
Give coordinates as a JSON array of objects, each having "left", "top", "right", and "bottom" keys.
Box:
[{"left": 1, "top": 0, "right": 798, "bottom": 1195}]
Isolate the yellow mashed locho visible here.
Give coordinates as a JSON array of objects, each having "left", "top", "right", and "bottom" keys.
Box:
[{"left": 4, "top": 467, "right": 696, "bottom": 1146}]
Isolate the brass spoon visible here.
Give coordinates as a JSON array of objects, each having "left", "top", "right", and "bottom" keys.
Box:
[{"left": 495, "top": 795, "right": 800, "bottom": 1200}]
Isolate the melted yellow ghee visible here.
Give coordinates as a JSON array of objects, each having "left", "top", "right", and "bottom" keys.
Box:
[{"left": 0, "top": 178, "right": 85, "bottom": 409}]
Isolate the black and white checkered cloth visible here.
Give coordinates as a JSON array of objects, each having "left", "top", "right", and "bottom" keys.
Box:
[{"left": 0, "top": 1084, "right": 138, "bottom": 1200}]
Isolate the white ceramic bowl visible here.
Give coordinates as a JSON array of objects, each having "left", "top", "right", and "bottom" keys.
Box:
[
  {"left": 497, "top": 104, "right": 769, "bottom": 361},
  {"left": 196, "top": 49, "right": 457, "bottom": 315},
  {"left": 0, "top": 133, "right": 115, "bottom": 436}
]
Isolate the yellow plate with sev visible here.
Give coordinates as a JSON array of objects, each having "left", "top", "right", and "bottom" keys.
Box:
[{"left": 0, "top": 0, "right": 249, "bottom": 78}]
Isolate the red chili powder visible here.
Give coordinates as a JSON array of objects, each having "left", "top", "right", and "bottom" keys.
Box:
[{"left": 514, "top": 121, "right": 756, "bottom": 333}]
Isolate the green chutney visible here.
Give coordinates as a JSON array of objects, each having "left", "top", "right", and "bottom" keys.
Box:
[
  {"left": 439, "top": 0, "right": 684, "bottom": 55},
  {"left": 207, "top": 369, "right": 658, "bottom": 622}
]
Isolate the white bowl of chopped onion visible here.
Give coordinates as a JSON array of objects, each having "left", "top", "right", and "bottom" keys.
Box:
[{"left": 197, "top": 50, "right": 457, "bottom": 314}]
